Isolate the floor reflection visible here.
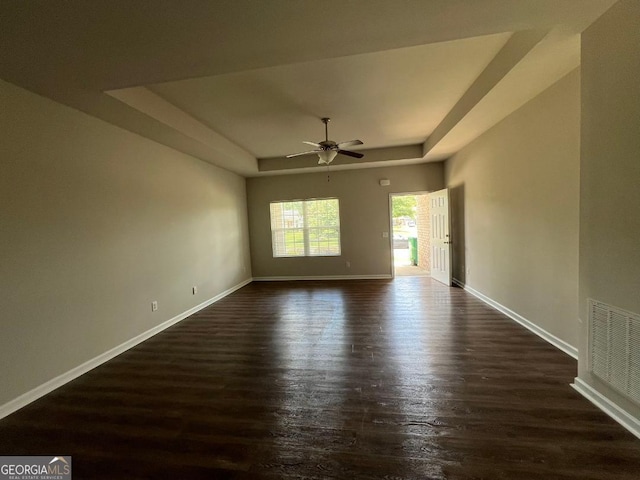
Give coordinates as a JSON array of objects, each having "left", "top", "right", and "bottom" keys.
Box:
[{"left": 265, "top": 279, "right": 461, "bottom": 478}]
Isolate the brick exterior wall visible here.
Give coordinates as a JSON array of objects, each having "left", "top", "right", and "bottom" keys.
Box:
[{"left": 416, "top": 194, "right": 431, "bottom": 273}]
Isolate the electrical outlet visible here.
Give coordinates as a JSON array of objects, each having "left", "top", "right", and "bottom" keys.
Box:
[
  {"left": 346, "top": 261, "right": 351, "bottom": 268},
  {"left": 382, "top": 232, "right": 389, "bottom": 238},
  {"left": 151, "top": 301, "right": 158, "bottom": 312},
  {"left": 192, "top": 286, "right": 197, "bottom": 295}
]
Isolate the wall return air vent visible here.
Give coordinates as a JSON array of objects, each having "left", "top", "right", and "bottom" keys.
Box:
[{"left": 589, "top": 299, "right": 640, "bottom": 406}]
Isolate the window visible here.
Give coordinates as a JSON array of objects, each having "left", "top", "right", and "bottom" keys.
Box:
[{"left": 270, "top": 198, "right": 341, "bottom": 257}]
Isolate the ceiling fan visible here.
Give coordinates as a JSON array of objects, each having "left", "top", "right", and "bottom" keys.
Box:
[{"left": 286, "top": 117, "right": 364, "bottom": 165}]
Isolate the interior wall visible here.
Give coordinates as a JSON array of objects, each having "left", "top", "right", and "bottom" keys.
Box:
[
  {"left": 578, "top": 0, "right": 640, "bottom": 419},
  {"left": 0, "top": 79, "right": 252, "bottom": 407},
  {"left": 445, "top": 69, "right": 580, "bottom": 348},
  {"left": 247, "top": 164, "right": 444, "bottom": 278}
]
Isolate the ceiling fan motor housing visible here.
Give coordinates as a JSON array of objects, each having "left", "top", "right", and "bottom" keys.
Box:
[{"left": 319, "top": 140, "right": 338, "bottom": 150}]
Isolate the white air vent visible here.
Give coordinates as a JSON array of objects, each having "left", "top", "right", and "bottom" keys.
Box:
[{"left": 589, "top": 299, "right": 640, "bottom": 406}]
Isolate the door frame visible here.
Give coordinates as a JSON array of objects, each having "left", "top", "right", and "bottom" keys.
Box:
[{"left": 388, "top": 191, "right": 431, "bottom": 278}]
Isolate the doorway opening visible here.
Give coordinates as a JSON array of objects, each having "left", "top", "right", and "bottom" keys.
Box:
[{"left": 391, "top": 193, "right": 431, "bottom": 277}]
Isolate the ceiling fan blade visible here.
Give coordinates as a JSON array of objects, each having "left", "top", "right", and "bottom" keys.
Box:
[
  {"left": 286, "top": 150, "right": 321, "bottom": 158},
  {"left": 302, "top": 141, "right": 321, "bottom": 147},
  {"left": 337, "top": 139, "right": 363, "bottom": 148},
  {"left": 338, "top": 149, "right": 364, "bottom": 159}
]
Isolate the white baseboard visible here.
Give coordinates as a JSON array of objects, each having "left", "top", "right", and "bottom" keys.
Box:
[
  {"left": 572, "top": 378, "right": 640, "bottom": 440},
  {"left": 253, "top": 274, "right": 392, "bottom": 281},
  {"left": 453, "top": 279, "right": 578, "bottom": 360},
  {"left": 0, "top": 278, "right": 252, "bottom": 420}
]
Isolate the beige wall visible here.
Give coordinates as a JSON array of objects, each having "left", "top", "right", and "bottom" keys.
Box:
[
  {"left": 445, "top": 69, "right": 580, "bottom": 348},
  {"left": 247, "top": 164, "right": 444, "bottom": 278},
  {"left": 0, "top": 79, "right": 252, "bottom": 406},
  {"left": 578, "top": 0, "right": 640, "bottom": 419}
]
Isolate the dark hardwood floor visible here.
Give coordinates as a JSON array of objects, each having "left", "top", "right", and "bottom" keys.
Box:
[{"left": 1, "top": 277, "right": 639, "bottom": 479}]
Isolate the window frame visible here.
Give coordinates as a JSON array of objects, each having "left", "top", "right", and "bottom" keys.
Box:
[{"left": 269, "top": 197, "right": 342, "bottom": 258}]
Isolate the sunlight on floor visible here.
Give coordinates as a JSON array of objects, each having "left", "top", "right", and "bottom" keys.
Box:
[{"left": 394, "top": 248, "right": 430, "bottom": 277}]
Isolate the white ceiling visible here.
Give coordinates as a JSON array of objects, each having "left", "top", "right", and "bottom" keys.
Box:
[
  {"left": 0, "top": 1, "right": 617, "bottom": 176},
  {"left": 148, "top": 33, "right": 511, "bottom": 157}
]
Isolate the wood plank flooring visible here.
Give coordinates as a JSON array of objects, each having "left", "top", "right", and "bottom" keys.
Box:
[{"left": 1, "top": 277, "right": 639, "bottom": 479}]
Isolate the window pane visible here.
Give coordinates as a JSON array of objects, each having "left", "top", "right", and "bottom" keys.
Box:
[
  {"left": 308, "top": 227, "right": 341, "bottom": 256},
  {"left": 269, "top": 202, "right": 283, "bottom": 230},
  {"left": 272, "top": 228, "right": 305, "bottom": 257},
  {"left": 271, "top": 201, "right": 304, "bottom": 230},
  {"left": 306, "top": 199, "right": 339, "bottom": 228}
]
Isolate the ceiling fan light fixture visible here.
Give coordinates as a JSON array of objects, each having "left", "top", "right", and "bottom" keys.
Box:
[{"left": 318, "top": 150, "right": 338, "bottom": 165}]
